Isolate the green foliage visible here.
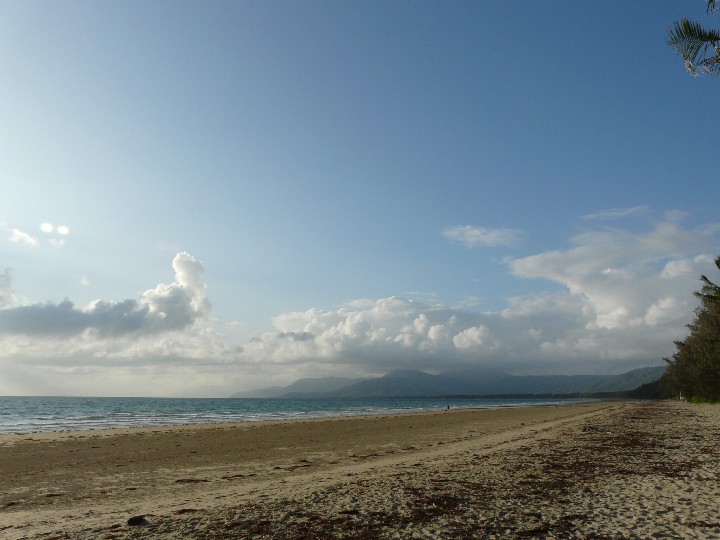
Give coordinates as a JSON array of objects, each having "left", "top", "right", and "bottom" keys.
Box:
[
  {"left": 624, "top": 379, "right": 665, "bottom": 399},
  {"left": 660, "top": 256, "right": 720, "bottom": 402},
  {"left": 689, "top": 395, "right": 720, "bottom": 404},
  {"left": 668, "top": 0, "right": 720, "bottom": 76}
]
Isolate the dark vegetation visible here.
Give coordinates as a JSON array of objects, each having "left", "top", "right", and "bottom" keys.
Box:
[
  {"left": 628, "top": 257, "right": 720, "bottom": 402},
  {"left": 658, "top": 256, "right": 720, "bottom": 402}
]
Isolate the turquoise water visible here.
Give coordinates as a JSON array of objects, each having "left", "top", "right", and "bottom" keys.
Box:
[{"left": 0, "top": 396, "right": 595, "bottom": 434}]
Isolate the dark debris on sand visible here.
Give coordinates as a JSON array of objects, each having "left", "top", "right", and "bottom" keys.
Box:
[{"left": 174, "top": 403, "right": 718, "bottom": 540}]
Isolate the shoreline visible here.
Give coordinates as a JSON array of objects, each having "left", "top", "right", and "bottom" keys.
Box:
[
  {"left": 0, "top": 400, "right": 604, "bottom": 446},
  {"left": 2, "top": 401, "right": 718, "bottom": 539},
  {"left": 0, "top": 395, "right": 598, "bottom": 436}
]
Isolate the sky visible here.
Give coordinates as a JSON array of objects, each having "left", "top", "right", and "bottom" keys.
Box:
[{"left": 1, "top": 1, "right": 719, "bottom": 397}]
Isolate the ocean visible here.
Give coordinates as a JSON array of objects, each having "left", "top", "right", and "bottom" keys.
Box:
[{"left": 0, "top": 396, "right": 595, "bottom": 434}]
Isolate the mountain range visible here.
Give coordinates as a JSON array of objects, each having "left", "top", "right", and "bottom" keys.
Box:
[{"left": 230, "top": 365, "right": 666, "bottom": 399}]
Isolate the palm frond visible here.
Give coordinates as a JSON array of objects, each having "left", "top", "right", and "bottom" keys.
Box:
[
  {"left": 668, "top": 18, "right": 720, "bottom": 75},
  {"left": 699, "top": 49, "right": 720, "bottom": 74},
  {"left": 708, "top": 0, "right": 719, "bottom": 14}
]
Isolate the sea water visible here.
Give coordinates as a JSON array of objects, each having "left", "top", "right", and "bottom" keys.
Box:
[{"left": 0, "top": 396, "right": 595, "bottom": 434}]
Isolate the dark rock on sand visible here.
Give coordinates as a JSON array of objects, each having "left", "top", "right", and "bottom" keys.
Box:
[{"left": 127, "top": 515, "right": 147, "bottom": 526}]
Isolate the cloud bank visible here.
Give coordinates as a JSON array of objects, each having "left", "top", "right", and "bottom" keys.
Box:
[
  {"left": 240, "top": 218, "right": 718, "bottom": 377},
  {"left": 0, "top": 215, "right": 718, "bottom": 396},
  {"left": 0, "top": 253, "right": 210, "bottom": 338}
]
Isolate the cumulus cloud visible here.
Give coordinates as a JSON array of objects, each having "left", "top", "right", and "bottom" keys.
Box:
[
  {"left": 0, "top": 252, "right": 210, "bottom": 338},
  {"left": 237, "top": 287, "right": 666, "bottom": 377},
  {"left": 0, "top": 253, "right": 231, "bottom": 395},
  {"left": 443, "top": 225, "right": 519, "bottom": 247},
  {"left": 243, "top": 297, "right": 474, "bottom": 370},
  {"left": 238, "top": 218, "right": 717, "bottom": 376},
  {"left": 453, "top": 325, "right": 495, "bottom": 350}
]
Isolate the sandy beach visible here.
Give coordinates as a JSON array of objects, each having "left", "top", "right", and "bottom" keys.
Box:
[{"left": 1, "top": 400, "right": 719, "bottom": 539}]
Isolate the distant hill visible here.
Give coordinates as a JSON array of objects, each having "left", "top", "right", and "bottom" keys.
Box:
[
  {"left": 230, "top": 366, "right": 666, "bottom": 399},
  {"left": 319, "top": 369, "right": 460, "bottom": 398},
  {"left": 230, "top": 376, "right": 367, "bottom": 398}
]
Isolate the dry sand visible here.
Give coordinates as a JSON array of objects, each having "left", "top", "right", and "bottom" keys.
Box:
[{"left": 1, "top": 400, "right": 719, "bottom": 539}]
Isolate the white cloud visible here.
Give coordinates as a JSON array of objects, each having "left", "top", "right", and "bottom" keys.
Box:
[
  {"left": 235, "top": 217, "right": 717, "bottom": 378},
  {"left": 452, "top": 325, "right": 494, "bottom": 350},
  {"left": 0, "top": 253, "right": 234, "bottom": 395},
  {"left": 2, "top": 223, "right": 72, "bottom": 248},
  {"left": 660, "top": 255, "right": 711, "bottom": 279},
  {"left": 582, "top": 206, "right": 648, "bottom": 221},
  {"left": 507, "top": 221, "right": 715, "bottom": 331},
  {"left": 8, "top": 228, "right": 39, "bottom": 246},
  {"left": 0, "top": 252, "right": 210, "bottom": 338},
  {"left": 443, "top": 225, "right": 519, "bottom": 247}
]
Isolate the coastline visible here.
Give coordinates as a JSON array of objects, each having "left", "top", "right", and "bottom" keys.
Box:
[
  {"left": 1, "top": 401, "right": 718, "bottom": 539},
  {"left": 0, "top": 395, "right": 593, "bottom": 435}
]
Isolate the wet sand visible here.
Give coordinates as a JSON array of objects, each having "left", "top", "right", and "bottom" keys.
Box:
[{"left": 1, "top": 401, "right": 718, "bottom": 539}]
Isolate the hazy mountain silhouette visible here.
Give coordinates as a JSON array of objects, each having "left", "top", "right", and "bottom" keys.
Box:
[
  {"left": 231, "top": 366, "right": 665, "bottom": 398},
  {"left": 230, "top": 376, "right": 367, "bottom": 398}
]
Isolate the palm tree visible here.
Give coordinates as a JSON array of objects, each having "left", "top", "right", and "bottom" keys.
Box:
[{"left": 668, "top": 0, "right": 720, "bottom": 76}]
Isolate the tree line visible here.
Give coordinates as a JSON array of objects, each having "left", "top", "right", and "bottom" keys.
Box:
[{"left": 660, "top": 257, "right": 720, "bottom": 401}]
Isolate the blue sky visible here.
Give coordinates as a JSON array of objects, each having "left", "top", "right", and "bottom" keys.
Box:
[{"left": 1, "top": 1, "right": 718, "bottom": 396}]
